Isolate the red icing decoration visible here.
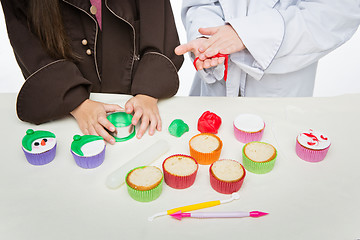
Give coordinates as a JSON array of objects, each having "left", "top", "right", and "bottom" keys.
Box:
[
  {"left": 320, "top": 135, "right": 328, "bottom": 140},
  {"left": 197, "top": 111, "right": 222, "bottom": 134},
  {"left": 307, "top": 141, "right": 316, "bottom": 146},
  {"left": 193, "top": 53, "right": 229, "bottom": 81}
]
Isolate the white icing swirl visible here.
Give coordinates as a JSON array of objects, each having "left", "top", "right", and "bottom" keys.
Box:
[{"left": 297, "top": 129, "right": 330, "bottom": 150}]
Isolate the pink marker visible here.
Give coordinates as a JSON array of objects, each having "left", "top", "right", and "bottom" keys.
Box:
[{"left": 170, "top": 211, "right": 268, "bottom": 220}]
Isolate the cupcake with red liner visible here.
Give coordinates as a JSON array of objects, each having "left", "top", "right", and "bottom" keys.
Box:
[
  {"left": 162, "top": 154, "right": 198, "bottom": 189},
  {"left": 189, "top": 133, "right": 223, "bottom": 165},
  {"left": 233, "top": 114, "right": 265, "bottom": 143},
  {"left": 296, "top": 129, "right": 330, "bottom": 162},
  {"left": 209, "top": 159, "right": 246, "bottom": 194}
]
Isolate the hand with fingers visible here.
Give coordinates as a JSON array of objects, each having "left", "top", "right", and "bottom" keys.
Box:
[
  {"left": 70, "top": 99, "right": 123, "bottom": 144},
  {"left": 124, "top": 94, "right": 161, "bottom": 139},
  {"left": 175, "top": 24, "right": 245, "bottom": 69},
  {"left": 175, "top": 37, "right": 213, "bottom": 71}
]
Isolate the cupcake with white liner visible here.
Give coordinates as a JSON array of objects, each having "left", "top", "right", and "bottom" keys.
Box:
[
  {"left": 209, "top": 159, "right": 246, "bottom": 194},
  {"left": 296, "top": 129, "right": 330, "bottom": 162},
  {"left": 71, "top": 135, "right": 106, "bottom": 169},
  {"left": 22, "top": 129, "right": 57, "bottom": 165},
  {"left": 233, "top": 114, "right": 265, "bottom": 143},
  {"left": 162, "top": 154, "right": 198, "bottom": 189}
]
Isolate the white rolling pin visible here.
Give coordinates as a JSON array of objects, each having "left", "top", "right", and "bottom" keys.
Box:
[{"left": 106, "top": 139, "right": 170, "bottom": 189}]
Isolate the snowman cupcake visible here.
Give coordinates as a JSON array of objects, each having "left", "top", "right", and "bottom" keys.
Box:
[
  {"left": 71, "top": 135, "right": 106, "bottom": 169},
  {"left": 22, "top": 129, "right": 57, "bottom": 165}
]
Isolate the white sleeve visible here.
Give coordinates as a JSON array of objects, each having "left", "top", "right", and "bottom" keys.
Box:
[
  {"left": 181, "top": 0, "right": 228, "bottom": 82},
  {"left": 227, "top": 0, "right": 360, "bottom": 80}
]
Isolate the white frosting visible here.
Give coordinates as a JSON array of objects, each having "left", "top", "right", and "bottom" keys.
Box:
[
  {"left": 190, "top": 134, "right": 220, "bottom": 153},
  {"left": 297, "top": 129, "right": 330, "bottom": 150},
  {"left": 23, "top": 138, "right": 56, "bottom": 154},
  {"left": 211, "top": 160, "right": 243, "bottom": 181},
  {"left": 234, "top": 114, "right": 264, "bottom": 132},
  {"left": 78, "top": 140, "right": 105, "bottom": 157},
  {"left": 164, "top": 156, "right": 197, "bottom": 176},
  {"left": 127, "top": 166, "right": 162, "bottom": 187}
]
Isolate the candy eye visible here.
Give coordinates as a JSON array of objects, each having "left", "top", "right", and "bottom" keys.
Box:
[
  {"left": 43, "top": 138, "right": 48, "bottom": 142},
  {"left": 34, "top": 142, "right": 40, "bottom": 146}
]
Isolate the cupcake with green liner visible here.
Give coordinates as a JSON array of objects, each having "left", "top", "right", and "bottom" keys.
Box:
[
  {"left": 242, "top": 142, "right": 277, "bottom": 174},
  {"left": 22, "top": 129, "right": 57, "bottom": 165},
  {"left": 107, "top": 112, "right": 135, "bottom": 142},
  {"left": 126, "top": 166, "right": 163, "bottom": 202},
  {"left": 71, "top": 135, "right": 106, "bottom": 169}
]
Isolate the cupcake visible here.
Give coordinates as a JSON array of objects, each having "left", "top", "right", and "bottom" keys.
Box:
[
  {"left": 296, "top": 129, "right": 330, "bottom": 162},
  {"left": 107, "top": 112, "right": 135, "bottom": 142},
  {"left": 22, "top": 129, "right": 57, "bottom": 165},
  {"left": 126, "top": 166, "right": 163, "bottom": 202},
  {"left": 233, "top": 114, "right": 265, "bottom": 143},
  {"left": 242, "top": 142, "right": 277, "bottom": 174},
  {"left": 209, "top": 159, "right": 246, "bottom": 194},
  {"left": 71, "top": 135, "right": 106, "bottom": 169},
  {"left": 189, "top": 133, "right": 223, "bottom": 165},
  {"left": 162, "top": 154, "right": 198, "bottom": 189}
]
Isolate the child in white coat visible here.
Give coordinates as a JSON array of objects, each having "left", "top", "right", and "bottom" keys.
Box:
[{"left": 175, "top": 0, "right": 360, "bottom": 97}]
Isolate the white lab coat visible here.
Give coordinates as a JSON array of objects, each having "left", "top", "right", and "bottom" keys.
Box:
[{"left": 181, "top": 0, "right": 360, "bottom": 97}]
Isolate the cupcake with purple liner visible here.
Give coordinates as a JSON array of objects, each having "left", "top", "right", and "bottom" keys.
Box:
[
  {"left": 233, "top": 114, "right": 265, "bottom": 143},
  {"left": 71, "top": 135, "right": 106, "bottom": 169},
  {"left": 22, "top": 129, "right": 57, "bottom": 165},
  {"left": 162, "top": 154, "right": 198, "bottom": 189},
  {"left": 209, "top": 159, "right": 246, "bottom": 194},
  {"left": 296, "top": 129, "right": 330, "bottom": 162}
]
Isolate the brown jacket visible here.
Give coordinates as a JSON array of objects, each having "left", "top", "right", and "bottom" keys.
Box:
[{"left": 1, "top": 0, "right": 183, "bottom": 124}]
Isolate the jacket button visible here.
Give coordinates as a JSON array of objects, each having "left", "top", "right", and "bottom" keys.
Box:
[
  {"left": 90, "top": 5, "right": 97, "bottom": 15},
  {"left": 86, "top": 49, "right": 92, "bottom": 55},
  {"left": 81, "top": 39, "right": 88, "bottom": 46}
]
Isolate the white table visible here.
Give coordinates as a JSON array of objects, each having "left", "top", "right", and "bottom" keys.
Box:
[{"left": 0, "top": 93, "right": 359, "bottom": 240}]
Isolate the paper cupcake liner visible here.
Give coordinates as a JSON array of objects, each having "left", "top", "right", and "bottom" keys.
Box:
[
  {"left": 126, "top": 167, "right": 163, "bottom": 202},
  {"left": 71, "top": 146, "right": 106, "bottom": 169},
  {"left": 209, "top": 161, "right": 246, "bottom": 194},
  {"left": 242, "top": 143, "right": 277, "bottom": 174},
  {"left": 233, "top": 124, "right": 265, "bottom": 144},
  {"left": 162, "top": 154, "right": 198, "bottom": 189},
  {"left": 296, "top": 141, "right": 330, "bottom": 162},
  {"left": 23, "top": 144, "right": 57, "bottom": 166},
  {"left": 189, "top": 133, "right": 223, "bottom": 165}
]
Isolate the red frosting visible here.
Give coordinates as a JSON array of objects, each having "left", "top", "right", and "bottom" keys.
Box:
[{"left": 197, "top": 111, "right": 222, "bottom": 134}]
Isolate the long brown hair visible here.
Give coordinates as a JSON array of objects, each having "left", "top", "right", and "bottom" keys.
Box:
[{"left": 28, "top": 0, "right": 75, "bottom": 60}]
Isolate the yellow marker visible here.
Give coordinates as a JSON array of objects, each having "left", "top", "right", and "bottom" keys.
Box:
[{"left": 148, "top": 193, "right": 240, "bottom": 221}]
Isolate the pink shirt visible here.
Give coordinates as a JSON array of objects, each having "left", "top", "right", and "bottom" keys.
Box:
[{"left": 90, "top": 0, "right": 102, "bottom": 30}]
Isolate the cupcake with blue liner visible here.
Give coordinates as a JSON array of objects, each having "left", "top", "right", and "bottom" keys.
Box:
[
  {"left": 71, "top": 135, "right": 106, "bottom": 169},
  {"left": 22, "top": 129, "right": 57, "bottom": 165}
]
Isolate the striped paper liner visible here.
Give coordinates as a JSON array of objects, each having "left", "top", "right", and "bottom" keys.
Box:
[
  {"left": 189, "top": 133, "right": 223, "bottom": 165},
  {"left": 296, "top": 140, "right": 330, "bottom": 162},
  {"left": 242, "top": 142, "right": 277, "bottom": 174}
]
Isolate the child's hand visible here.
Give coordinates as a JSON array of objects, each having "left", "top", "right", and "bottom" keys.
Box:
[
  {"left": 124, "top": 94, "right": 161, "bottom": 139},
  {"left": 70, "top": 99, "right": 123, "bottom": 144},
  {"left": 175, "top": 37, "right": 221, "bottom": 70},
  {"left": 197, "top": 25, "right": 245, "bottom": 61}
]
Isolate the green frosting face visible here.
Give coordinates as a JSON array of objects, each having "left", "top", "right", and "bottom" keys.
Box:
[
  {"left": 71, "top": 135, "right": 104, "bottom": 156},
  {"left": 107, "top": 112, "right": 133, "bottom": 128},
  {"left": 22, "top": 129, "right": 56, "bottom": 151}
]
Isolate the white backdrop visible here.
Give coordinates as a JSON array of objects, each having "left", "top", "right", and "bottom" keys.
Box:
[{"left": 1, "top": 1, "right": 360, "bottom": 96}]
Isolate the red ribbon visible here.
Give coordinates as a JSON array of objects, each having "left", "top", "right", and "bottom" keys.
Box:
[{"left": 193, "top": 53, "right": 229, "bottom": 81}]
